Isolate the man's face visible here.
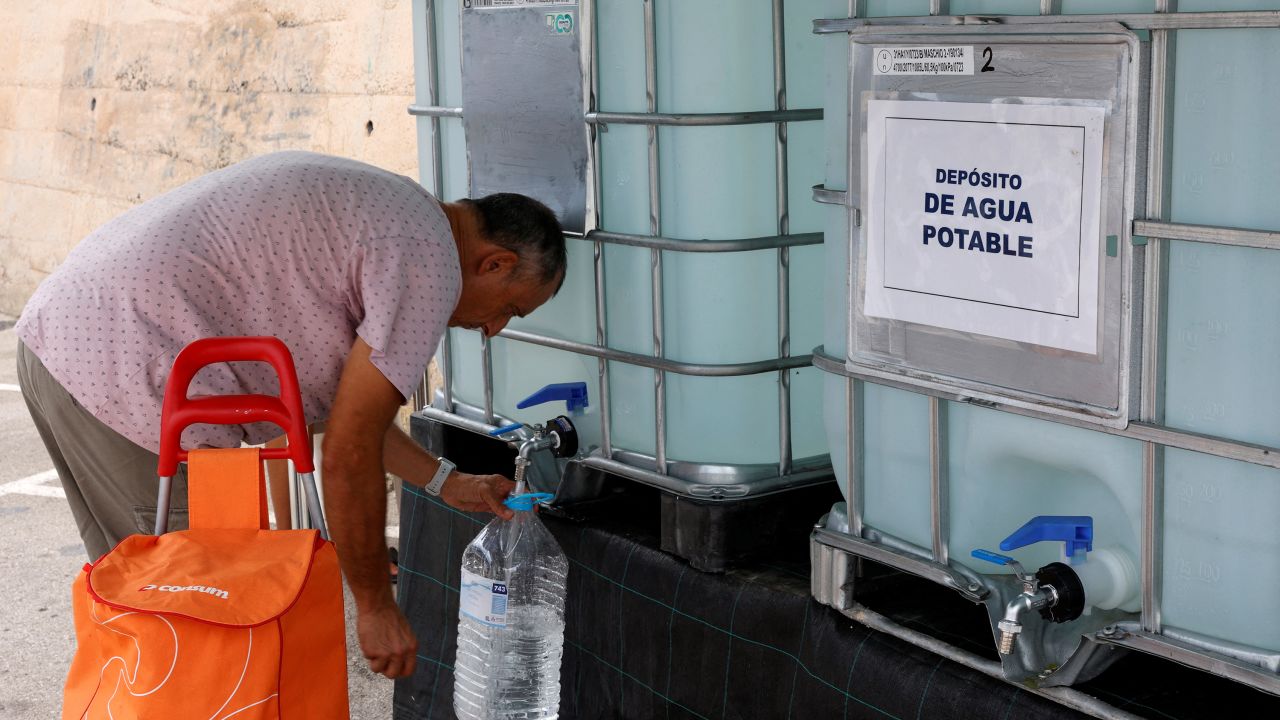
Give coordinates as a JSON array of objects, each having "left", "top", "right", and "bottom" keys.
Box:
[{"left": 450, "top": 259, "right": 560, "bottom": 337}]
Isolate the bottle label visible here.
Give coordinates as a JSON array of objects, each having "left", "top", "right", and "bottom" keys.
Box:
[{"left": 460, "top": 568, "right": 508, "bottom": 627}]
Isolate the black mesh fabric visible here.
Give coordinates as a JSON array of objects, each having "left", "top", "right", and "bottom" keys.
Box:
[
  {"left": 395, "top": 416, "right": 1280, "bottom": 719},
  {"left": 395, "top": 485, "right": 1090, "bottom": 720}
]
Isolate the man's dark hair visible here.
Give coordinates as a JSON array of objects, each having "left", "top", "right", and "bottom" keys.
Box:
[{"left": 465, "top": 193, "right": 566, "bottom": 289}]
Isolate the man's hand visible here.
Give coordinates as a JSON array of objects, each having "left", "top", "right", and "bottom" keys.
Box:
[
  {"left": 441, "top": 471, "right": 516, "bottom": 520},
  {"left": 357, "top": 600, "right": 419, "bottom": 679},
  {"left": 381, "top": 426, "right": 517, "bottom": 520}
]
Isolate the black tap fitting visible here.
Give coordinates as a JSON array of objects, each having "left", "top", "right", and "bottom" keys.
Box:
[
  {"left": 1034, "top": 562, "right": 1086, "bottom": 624},
  {"left": 545, "top": 415, "right": 579, "bottom": 459}
]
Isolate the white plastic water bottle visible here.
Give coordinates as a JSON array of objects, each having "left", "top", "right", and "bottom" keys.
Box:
[{"left": 453, "top": 491, "right": 568, "bottom": 719}]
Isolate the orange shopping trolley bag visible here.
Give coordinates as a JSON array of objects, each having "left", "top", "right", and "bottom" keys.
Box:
[{"left": 61, "top": 337, "right": 349, "bottom": 719}]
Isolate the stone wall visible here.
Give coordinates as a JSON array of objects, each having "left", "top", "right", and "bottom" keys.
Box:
[{"left": 0, "top": 0, "right": 419, "bottom": 316}]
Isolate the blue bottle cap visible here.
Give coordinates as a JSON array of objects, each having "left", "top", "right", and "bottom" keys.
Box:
[{"left": 503, "top": 492, "right": 554, "bottom": 512}]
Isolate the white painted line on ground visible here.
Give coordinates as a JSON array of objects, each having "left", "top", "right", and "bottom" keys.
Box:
[
  {"left": 0, "top": 469, "right": 65, "bottom": 498},
  {"left": 0, "top": 471, "right": 396, "bottom": 537},
  {"left": 0, "top": 383, "right": 21, "bottom": 392}
]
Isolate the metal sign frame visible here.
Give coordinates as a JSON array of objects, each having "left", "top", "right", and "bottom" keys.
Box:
[
  {"left": 459, "top": 2, "right": 588, "bottom": 234},
  {"left": 847, "top": 26, "right": 1142, "bottom": 429}
]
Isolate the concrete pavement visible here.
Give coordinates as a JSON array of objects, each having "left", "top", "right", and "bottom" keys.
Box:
[{"left": 0, "top": 323, "right": 396, "bottom": 719}]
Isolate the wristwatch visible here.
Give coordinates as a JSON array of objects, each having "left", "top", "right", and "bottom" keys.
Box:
[{"left": 425, "top": 456, "right": 455, "bottom": 496}]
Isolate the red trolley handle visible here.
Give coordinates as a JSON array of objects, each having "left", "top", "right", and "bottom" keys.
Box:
[{"left": 157, "top": 337, "right": 314, "bottom": 476}]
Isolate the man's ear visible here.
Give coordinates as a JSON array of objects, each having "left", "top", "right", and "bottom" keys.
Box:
[{"left": 479, "top": 248, "right": 520, "bottom": 276}]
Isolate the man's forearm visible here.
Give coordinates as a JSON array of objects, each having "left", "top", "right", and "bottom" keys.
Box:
[
  {"left": 322, "top": 439, "right": 395, "bottom": 611},
  {"left": 382, "top": 424, "right": 440, "bottom": 488}
]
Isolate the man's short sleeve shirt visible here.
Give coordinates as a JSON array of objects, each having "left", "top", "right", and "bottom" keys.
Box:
[{"left": 16, "top": 151, "right": 460, "bottom": 452}]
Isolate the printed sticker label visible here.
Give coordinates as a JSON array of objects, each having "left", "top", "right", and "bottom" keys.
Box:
[
  {"left": 873, "top": 46, "right": 974, "bottom": 76},
  {"left": 460, "top": 568, "right": 508, "bottom": 627},
  {"left": 545, "top": 11, "right": 574, "bottom": 34},
  {"left": 464, "top": 0, "right": 577, "bottom": 8}
]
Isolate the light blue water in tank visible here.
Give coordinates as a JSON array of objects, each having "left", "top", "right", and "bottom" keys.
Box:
[
  {"left": 1160, "top": 25, "right": 1280, "bottom": 652},
  {"left": 820, "top": 1, "right": 1280, "bottom": 653},
  {"left": 419, "top": 0, "right": 829, "bottom": 469},
  {"left": 595, "top": 0, "right": 828, "bottom": 465}
]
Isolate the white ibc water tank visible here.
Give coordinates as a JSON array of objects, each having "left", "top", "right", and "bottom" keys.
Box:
[
  {"left": 413, "top": 0, "right": 837, "bottom": 495},
  {"left": 814, "top": 0, "right": 1280, "bottom": 693}
]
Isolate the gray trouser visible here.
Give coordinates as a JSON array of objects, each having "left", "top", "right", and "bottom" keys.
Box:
[{"left": 16, "top": 341, "right": 187, "bottom": 560}]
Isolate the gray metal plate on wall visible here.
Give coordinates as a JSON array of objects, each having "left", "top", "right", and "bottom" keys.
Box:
[
  {"left": 847, "top": 25, "right": 1142, "bottom": 428},
  {"left": 460, "top": 2, "right": 586, "bottom": 233}
]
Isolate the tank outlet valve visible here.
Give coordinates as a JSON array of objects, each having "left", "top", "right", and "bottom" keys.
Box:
[
  {"left": 512, "top": 382, "right": 589, "bottom": 458},
  {"left": 971, "top": 549, "right": 1060, "bottom": 655},
  {"left": 487, "top": 383, "right": 591, "bottom": 494},
  {"left": 972, "top": 516, "right": 1095, "bottom": 655}
]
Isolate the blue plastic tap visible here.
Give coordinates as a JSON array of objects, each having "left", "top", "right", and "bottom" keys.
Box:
[
  {"left": 517, "top": 382, "right": 589, "bottom": 413},
  {"left": 972, "top": 515, "right": 1094, "bottom": 566}
]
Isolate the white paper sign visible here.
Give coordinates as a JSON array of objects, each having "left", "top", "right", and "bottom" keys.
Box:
[{"left": 863, "top": 99, "right": 1106, "bottom": 354}]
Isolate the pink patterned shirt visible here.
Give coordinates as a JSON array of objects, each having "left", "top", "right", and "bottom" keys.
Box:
[{"left": 17, "top": 151, "right": 460, "bottom": 452}]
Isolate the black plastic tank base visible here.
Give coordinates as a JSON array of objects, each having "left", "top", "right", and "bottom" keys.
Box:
[
  {"left": 410, "top": 413, "right": 517, "bottom": 479},
  {"left": 659, "top": 484, "right": 843, "bottom": 573},
  {"left": 409, "top": 413, "right": 841, "bottom": 572}
]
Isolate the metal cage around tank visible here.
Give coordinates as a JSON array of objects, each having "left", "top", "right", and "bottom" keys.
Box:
[
  {"left": 407, "top": 0, "right": 833, "bottom": 499},
  {"left": 810, "top": 0, "right": 1280, "bottom": 702},
  {"left": 404, "top": 0, "right": 1280, "bottom": 710}
]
